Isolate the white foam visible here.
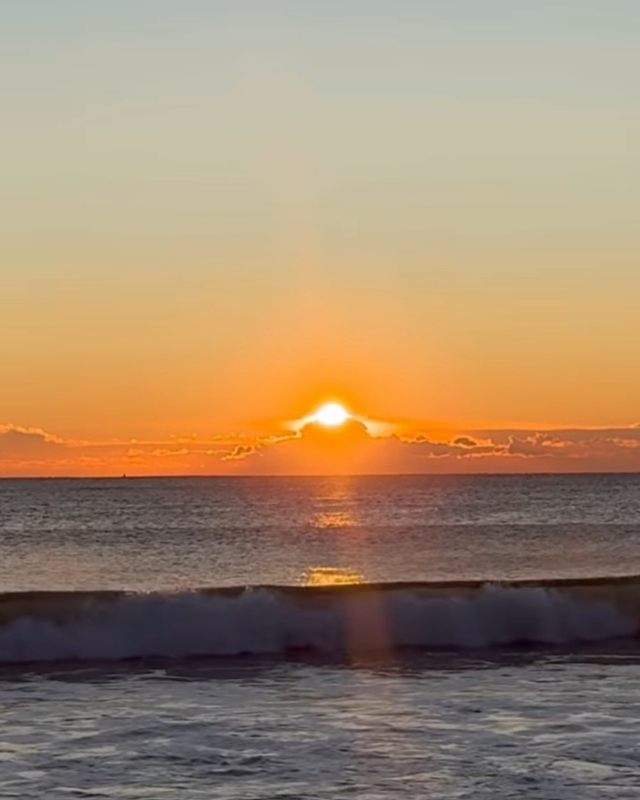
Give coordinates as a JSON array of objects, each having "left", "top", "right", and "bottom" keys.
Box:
[{"left": 0, "top": 586, "right": 635, "bottom": 663}]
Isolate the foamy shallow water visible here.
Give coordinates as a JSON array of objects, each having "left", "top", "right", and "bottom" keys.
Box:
[{"left": 2, "top": 654, "right": 640, "bottom": 799}]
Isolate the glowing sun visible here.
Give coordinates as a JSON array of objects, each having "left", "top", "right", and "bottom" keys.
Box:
[{"left": 312, "top": 402, "right": 351, "bottom": 427}]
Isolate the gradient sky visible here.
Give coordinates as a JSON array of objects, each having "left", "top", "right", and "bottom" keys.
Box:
[{"left": 1, "top": 1, "right": 639, "bottom": 475}]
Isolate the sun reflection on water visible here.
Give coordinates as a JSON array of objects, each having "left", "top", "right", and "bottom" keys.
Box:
[
  {"left": 311, "top": 510, "right": 357, "bottom": 529},
  {"left": 300, "top": 567, "right": 364, "bottom": 586}
]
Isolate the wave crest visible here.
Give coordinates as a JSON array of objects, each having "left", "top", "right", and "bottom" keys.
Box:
[{"left": 0, "top": 583, "right": 636, "bottom": 663}]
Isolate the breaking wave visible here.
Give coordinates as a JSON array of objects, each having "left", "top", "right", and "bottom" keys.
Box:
[{"left": 0, "top": 579, "right": 638, "bottom": 664}]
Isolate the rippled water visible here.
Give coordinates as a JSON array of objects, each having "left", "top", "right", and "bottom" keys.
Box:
[
  {"left": 1, "top": 475, "right": 640, "bottom": 798},
  {"left": 1, "top": 474, "right": 640, "bottom": 591},
  {"left": 2, "top": 654, "right": 640, "bottom": 799}
]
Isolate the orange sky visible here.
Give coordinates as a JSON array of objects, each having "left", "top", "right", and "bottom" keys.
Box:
[{"left": 2, "top": 3, "right": 639, "bottom": 476}]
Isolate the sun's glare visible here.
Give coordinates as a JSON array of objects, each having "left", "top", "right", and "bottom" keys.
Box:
[{"left": 313, "top": 402, "right": 351, "bottom": 427}]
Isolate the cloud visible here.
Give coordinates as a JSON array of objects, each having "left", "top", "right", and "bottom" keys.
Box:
[
  {"left": 453, "top": 436, "right": 480, "bottom": 449},
  {"left": 245, "top": 422, "right": 640, "bottom": 473},
  {"left": 221, "top": 445, "right": 261, "bottom": 462},
  {"left": 2, "top": 419, "right": 640, "bottom": 477},
  {"left": 505, "top": 430, "right": 640, "bottom": 461},
  {"left": 474, "top": 427, "right": 640, "bottom": 446},
  {"left": 402, "top": 435, "right": 501, "bottom": 458},
  {"left": 222, "top": 422, "right": 504, "bottom": 474},
  {"left": 507, "top": 434, "right": 567, "bottom": 458},
  {"left": 0, "top": 424, "right": 69, "bottom": 455}
]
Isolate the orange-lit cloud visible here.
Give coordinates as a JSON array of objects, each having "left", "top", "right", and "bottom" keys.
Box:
[
  {"left": 0, "top": 424, "right": 69, "bottom": 451},
  {"left": 2, "top": 418, "right": 640, "bottom": 477}
]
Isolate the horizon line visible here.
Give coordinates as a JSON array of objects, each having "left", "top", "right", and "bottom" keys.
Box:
[{"left": 1, "top": 470, "right": 639, "bottom": 481}]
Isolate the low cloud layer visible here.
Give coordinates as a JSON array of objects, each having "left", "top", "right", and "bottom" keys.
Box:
[
  {"left": 0, "top": 424, "right": 68, "bottom": 454},
  {"left": 1, "top": 420, "right": 640, "bottom": 476}
]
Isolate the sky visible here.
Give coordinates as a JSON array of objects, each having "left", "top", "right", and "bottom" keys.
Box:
[{"left": 1, "top": 1, "right": 639, "bottom": 475}]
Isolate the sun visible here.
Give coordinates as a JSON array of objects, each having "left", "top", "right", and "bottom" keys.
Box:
[{"left": 312, "top": 402, "right": 351, "bottom": 428}]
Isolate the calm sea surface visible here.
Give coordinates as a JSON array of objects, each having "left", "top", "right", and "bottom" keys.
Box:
[
  {"left": 1, "top": 473, "right": 640, "bottom": 591},
  {"left": 1, "top": 474, "right": 640, "bottom": 799}
]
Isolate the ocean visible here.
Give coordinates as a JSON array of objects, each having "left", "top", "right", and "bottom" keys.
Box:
[{"left": 1, "top": 474, "right": 640, "bottom": 798}]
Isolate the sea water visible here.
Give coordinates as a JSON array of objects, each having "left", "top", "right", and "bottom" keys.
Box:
[{"left": 1, "top": 474, "right": 640, "bottom": 798}]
